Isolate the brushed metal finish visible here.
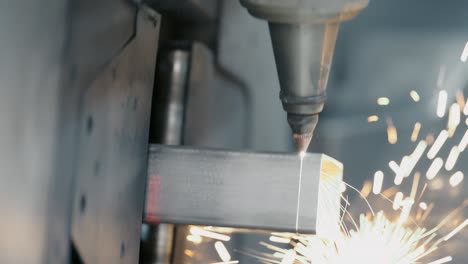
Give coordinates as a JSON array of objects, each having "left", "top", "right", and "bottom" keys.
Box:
[
  {"left": 71, "top": 6, "right": 160, "bottom": 264},
  {"left": 145, "top": 144, "right": 343, "bottom": 233}
]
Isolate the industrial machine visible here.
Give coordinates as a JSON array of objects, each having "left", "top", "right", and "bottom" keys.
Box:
[
  {"left": 0, "top": 0, "right": 369, "bottom": 263},
  {"left": 240, "top": 0, "right": 369, "bottom": 152}
]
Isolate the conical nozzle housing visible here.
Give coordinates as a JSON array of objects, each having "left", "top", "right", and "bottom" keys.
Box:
[{"left": 269, "top": 22, "right": 339, "bottom": 137}]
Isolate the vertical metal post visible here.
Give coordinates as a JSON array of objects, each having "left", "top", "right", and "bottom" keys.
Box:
[{"left": 142, "top": 49, "right": 191, "bottom": 264}]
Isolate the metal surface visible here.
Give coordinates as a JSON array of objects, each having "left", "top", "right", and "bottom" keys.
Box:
[
  {"left": 184, "top": 42, "right": 248, "bottom": 149},
  {"left": 145, "top": 144, "right": 343, "bottom": 233},
  {"left": 240, "top": 0, "right": 369, "bottom": 23},
  {"left": 158, "top": 50, "right": 189, "bottom": 145},
  {"left": 146, "top": 42, "right": 250, "bottom": 263},
  {"left": 140, "top": 222, "right": 175, "bottom": 264},
  {"left": 269, "top": 21, "right": 340, "bottom": 150},
  {"left": 145, "top": 39, "right": 250, "bottom": 263},
  {"left": 143, "top": 48, "right": 191, "bottom": 264},
  {"left": 0, "top": 0, "right": 136, "bottom": 263},
  {"left": 71, "top": 6, "right": 160, "bottom": 264},
  {"left": 151, "top": 49, "right": 190, "bottom": 145},
  {"left": 147, "top": 0, "right": 217, "bottom": 22}
]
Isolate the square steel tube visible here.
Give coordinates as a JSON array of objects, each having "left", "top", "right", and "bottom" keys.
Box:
[{"left": 145, "top": 144, "right": 343, "bottom": 233}]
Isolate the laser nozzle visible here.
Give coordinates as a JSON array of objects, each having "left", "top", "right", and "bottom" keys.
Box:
[{"left": 294, "top": 133, "right": 313, "bottom": 153}]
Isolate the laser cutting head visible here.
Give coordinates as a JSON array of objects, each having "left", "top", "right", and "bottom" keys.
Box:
[{"left": 240, "top": 0, "right": 369, "bottom": 152}]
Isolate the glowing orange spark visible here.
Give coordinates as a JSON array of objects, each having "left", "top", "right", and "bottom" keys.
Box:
[
  {"left": 437, "top": 90, "right": 448, "bottom": 118},
  {"left": 367, "top": 115, "right": 379, "bottom": 122},
  {"left": 410, "top": 90, "right": 420, "bottom": 102}
]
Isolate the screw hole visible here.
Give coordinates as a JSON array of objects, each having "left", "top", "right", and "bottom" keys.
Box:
[
  {"left": 80, "top": 194, "right": 86, "bottom": 214},
  {"left": 86, "top": 116, "right": 93, "bottom": 134},
  {"left": 93, "top": 160, "right": 100, "bottom": 176},
  {"left": 120, "top": 242, "right": 125, "bottom": 258},
  {"left": 132, "top": 97, "right": 138, "bottom": 110}
]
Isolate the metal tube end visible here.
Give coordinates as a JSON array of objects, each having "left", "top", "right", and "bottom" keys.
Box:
[{"left": 293, "top": 133, "right": 312, "bottom": 153}]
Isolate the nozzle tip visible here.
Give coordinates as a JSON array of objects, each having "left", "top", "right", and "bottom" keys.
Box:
[
  {"left": 293, "top": 133, "right": 312, "bottom": 153},
  {"left": 299, "top": 151, "right": 306, "bottom": 159}
]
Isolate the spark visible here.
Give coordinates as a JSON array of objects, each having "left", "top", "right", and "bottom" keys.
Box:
[
  {"left": 411, "top": 140, "right": 428, "bottom": 161},
  {"left": 411, "top": 122, "right": 421, "bottom": 142},
  {"left": 410, "top": 90, "right": 420, "bottom": 102},
  {"left": 443, "top": 218, "right": 468, "bottom": 241},
  {"left": 461, "top": 41, "right": 468, "bottom": 62},
  {"left": 367, "top": 115, "right": 379, "bottom": 122},
  {"left": 426, "top": 133, "right": 435, "bottom": 145},
  {"left": 437, "top": 90, "right": 448, "bottom": 118},
  {"left": 419, "top": 202, "right": 428, "bottom": 210},
  {"left": 377, "top": 97, "right": 390, "bottom": 106},
  {"left": 269, "top": 236, "right": 291, "bottom": 244},
  {"left": 403, "top": 142, "right": 427, "bottom": 180},
  {"left": 456, "top": 90, "right": 465, "bottom": 110},
  {"left": 280, "top": 250, "right": 296, "bottom": 264},
  {"left": 250, "top": 174, "right": 463, "bottom": 264},
  {"left": 426, "top": 157, "right": 443, "bottom": 180},
  {"left": 458, "top": 129, "right": 468, "bottom": 152},
  {"left": 445, "top": 146, "right": 460, "bottom": 171},
  {"left": 434, "top": 199, "right": 468, "bottom": 231},
  {"left": 416, "top": 183, "right": 428, "bottom": 204},
  {"left": 372, "top": 171, "right": 384, "bottom": 195},
  {"left": 449, "top": 171, "right": 464, "bottom": 187},
  {"left": 393, "top": 192, "right": 403, "bottom": 210},
  {"left": 292, "top": 212, "right": 439, "bottom": 264},
  {"left": 464, "top": 99, "right": 468, "bottom": 115},
  {"left": 389, "top": 160, "right": 400, "bottom": 175},
  {"left": 430, "top": 178, "right": 444, "bottom": 191},
  {"left": 447, "top": 103, "right": 461, "bottom": 137},
  {"left": 215, "top": 241, "right": 231, "bottom": 262},
  {"left": 247, "top": 87, "right": 468, "bottom": 264},
  {"left": 427, "top": 130, "right": 448, "bottom": 159},
  {"left": 427, "top": 256, "right": 452, "bottom": 264},
  {"left": 294, "top": 243, "right": 312, "bottom": 259},
  {"left": 387, "top": 118, "right": 398, "bottom": 144},
  {"left": 400, "top": 155, "right": 412, "bottom": 179},
  {"left": 295, "top": 154, "right": 305, "bottom": 232},
  {"left": 410, "top": 172, "right": 421, "bottom": 202},
  {"left": 382, "top": 186, "right": 399, "bottom": 198},
  {"left": 360, "top": 181, "right": 372, "bottom": 198},
  {"left": 186, "top": 234, "right": 203, "bottom": 244},
  {"left": 421, "top": 203, "right": 435, "bottom": 222},
  {"left": 394, "top": 170, "right": 404, "bottom": 186},
  {"left": 184, "top": 249, "right": 194, "bottom": 257},
  {"left": 398, "top": 198, "right": 414, "bottom": 224},
  {"left": 190, "top": 227, "right": 231, "bottom": 241},
  {"left": 299, "top": 151, "right": 306, "bottom": 159},
  {"left": 339, "top": 182, "right": 347, "bottom": 193}
]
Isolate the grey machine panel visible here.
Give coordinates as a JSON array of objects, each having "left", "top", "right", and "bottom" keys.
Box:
[
  {"left": 0, "top": 0, "right": 143, "bottom": 263},
  {"left": 71, "top": 6, "right": 160, "bottom": 264},
  {"left": 145, "top": 145, "right": 343, "bottom": 233}
]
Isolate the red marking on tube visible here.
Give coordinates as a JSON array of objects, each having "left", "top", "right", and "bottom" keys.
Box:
[{"left": 145, "top": 175, "right": 161, "bottom": 223}]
